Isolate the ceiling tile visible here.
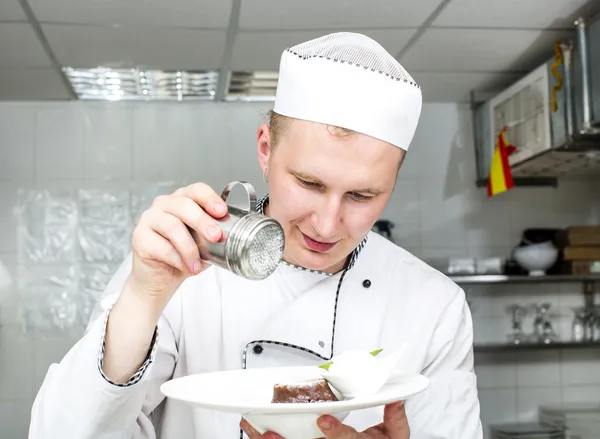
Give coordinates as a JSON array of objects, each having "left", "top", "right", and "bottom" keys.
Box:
[
  {"left": 0, "top": 1, "right": 27, "bottom": 21},
  {"left": 231, "top": 29, "right": 417, "bottom": 70},
  {"left": 433, "top": 0, "right": 598, "bottom": 29},
  {"left": 412, "top": 71, "right": 524, "bottom": 102},
  {"left": 28, "top": 0, "right": 233, "bottom": 28},
  {"left": 0, "top": 23, "right": 52, "bottom": 68},
  {"left": 0, "top": 69, "right": 72, "bottom": 100},
  {"left": 239, "top": 0, "right": 443, "bottom": 30},
  {"left": 42, "top": 24, "right": 227, "bottom": 70},
  {"left": 401, "top": 28, "right": 572, "bottom": 72}
]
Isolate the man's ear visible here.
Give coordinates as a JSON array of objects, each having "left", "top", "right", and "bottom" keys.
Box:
[{"left": 257, "top": 123, "right": 273, "bottom": 174}]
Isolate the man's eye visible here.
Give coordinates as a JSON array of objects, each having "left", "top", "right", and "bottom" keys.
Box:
[
  {"left": 299, "top": 179, "right": 318, "bottom": 188},
  {"left": 350, "top": 192, "right": 372, "bottom": 201}
]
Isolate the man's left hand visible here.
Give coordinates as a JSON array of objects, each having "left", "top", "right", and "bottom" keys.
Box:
[{"left": 240, "top": 401, "right": 410, "bottom": 438}]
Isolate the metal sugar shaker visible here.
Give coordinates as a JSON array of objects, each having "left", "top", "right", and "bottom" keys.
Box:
[{"left": 191, "top": 181, "right": 285, "bottom": 280}]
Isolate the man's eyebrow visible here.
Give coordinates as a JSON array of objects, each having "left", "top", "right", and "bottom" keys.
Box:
[
  {"left": 353, "top": 187, "right": 385, "bottom": 196},
  {"left": 290, "top": 169, "right": 385, "bottom": 195},
  {"left": 290, "top": 170, "right": 322, "bottom": 182}
]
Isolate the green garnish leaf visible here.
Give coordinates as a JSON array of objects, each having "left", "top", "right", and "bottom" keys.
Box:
[
  {"left": 370, "top": 348, "right": 383, "bottom": 357},
  {"left": 319, "top": 361, "right": 333, "bottom": 371}
]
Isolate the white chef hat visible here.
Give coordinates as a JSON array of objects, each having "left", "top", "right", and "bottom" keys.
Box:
[{"left": 273, "top": 32, "right": 422, "bottom": 151}]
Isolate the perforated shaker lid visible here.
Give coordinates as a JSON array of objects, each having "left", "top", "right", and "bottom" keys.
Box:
[
  {"left": 243, "top": 221, "right": 285, "bottom": 279},
  {"left": 227, "top": 215, "right": 285, "bottom": 280}
]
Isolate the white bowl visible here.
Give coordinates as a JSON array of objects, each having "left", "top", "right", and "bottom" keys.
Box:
[{"left": 513, "top": 241, "right": 558, "bottom": 276}]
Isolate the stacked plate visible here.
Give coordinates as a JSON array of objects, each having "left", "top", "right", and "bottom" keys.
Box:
[
  {"left": 539, "top": 404, "right": 600, "bottom": 439},
  {"left": 490, "top": 422, "right": 564, "bottom": 439}
]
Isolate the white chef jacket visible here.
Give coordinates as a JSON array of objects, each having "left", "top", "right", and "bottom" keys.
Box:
[{"left": 29, "top": 195, "right": 482, "bottom": 439}]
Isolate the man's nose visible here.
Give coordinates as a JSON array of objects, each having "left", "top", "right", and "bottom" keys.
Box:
[{"left": 312, "top": 197, "right": 342, "bottom": 238}]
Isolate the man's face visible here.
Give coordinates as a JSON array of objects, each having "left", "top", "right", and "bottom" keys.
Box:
[{"left": 257, "top": 117, "right": 404, "bottom": 273}]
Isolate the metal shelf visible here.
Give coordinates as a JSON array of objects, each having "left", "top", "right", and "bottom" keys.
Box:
[
  {"left": 474, "top": 341, "right": 600, "bottom": 353},
  {"left": 475, "top": 177, "right": 558, "bottom": 188},
  {"left": 450, "top": 274, "right": 600, "bottom": 285}
]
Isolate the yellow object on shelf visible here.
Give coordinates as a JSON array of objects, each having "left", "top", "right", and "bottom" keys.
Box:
[{"left": 551, "top": 40, "right": 564, "bottom": 113}]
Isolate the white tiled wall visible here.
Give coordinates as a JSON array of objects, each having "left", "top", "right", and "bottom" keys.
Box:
[{"left": 0, "top": 100, "right": 598, "bottom": 438}]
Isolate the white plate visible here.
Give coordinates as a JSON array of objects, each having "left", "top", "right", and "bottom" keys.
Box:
[
  {"left": 161, "top": 366, "right": 429, "bottom": 438},
  {"left": 160, "top": 365, "right": 429, "bottom": 415}
]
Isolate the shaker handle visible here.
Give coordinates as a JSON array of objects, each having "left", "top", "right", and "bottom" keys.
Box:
[{"left": 221, "top": 181, "right": 257, "bottom": 212}]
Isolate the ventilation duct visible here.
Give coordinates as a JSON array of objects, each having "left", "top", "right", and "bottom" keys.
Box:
[
  {"left": 225, "top": 71, "right": 278, "bottom": 101},
  {"left": 472, "top": 14, "right": 600, "bottom": 183}
]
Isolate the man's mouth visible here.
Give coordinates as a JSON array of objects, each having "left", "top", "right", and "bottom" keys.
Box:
[{"left": 302, "top": 232, "right": 338, "bottom": 252}]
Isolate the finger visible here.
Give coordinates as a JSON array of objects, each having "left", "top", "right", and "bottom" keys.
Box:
[
  {"left": 176, "top": 183, "right": 228, "bottom": 219},
  {"left": 317, "top": 415, "right": 362, "bottom": 438},
  {"left": 155, "top": 195, "right": 223, "bottom": 243},
  {"left": 362, "top": 424, "right": 387, "bottom": 437},
  {"left": 132, "top": 228, "right": 188, "bottom": 274},
  {"left": 141, "top": 210, "right": 201, "bottom": 273},
  {"left": 239, "top": 419, "right": 283, "bottom": 439},
  {"left": 383, "top": 401, "right": 410, "bottom": 439},
  {"left": 239, "top": 419, "right": 261, "bottom": 438}
]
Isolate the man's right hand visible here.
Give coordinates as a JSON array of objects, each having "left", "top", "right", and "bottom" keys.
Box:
[
  {"left": 129, "top": 182, "right": 229, "bottom": 305},
  {"left": 102, "top": 182, "right": 228, "bottom": 384}
]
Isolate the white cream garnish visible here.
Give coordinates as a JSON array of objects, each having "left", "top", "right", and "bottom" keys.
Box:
[
  {"left": 319, "top": 347, "right": 405, "bottom": 398},
  {"left": 327, "top": 350, "right": 378, "bottom": 375}
]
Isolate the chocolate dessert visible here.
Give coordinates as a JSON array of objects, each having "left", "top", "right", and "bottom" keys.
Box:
[{"left": 272, "top": 378, "right": 339, "bottom": 403}]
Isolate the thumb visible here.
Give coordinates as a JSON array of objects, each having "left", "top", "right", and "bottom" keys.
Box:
[
  {"left": 383, "top": 401, "right": 410, "bottom": 439},
  {"left": 317, "top": 415, "right": 362, "bottom": 438}
]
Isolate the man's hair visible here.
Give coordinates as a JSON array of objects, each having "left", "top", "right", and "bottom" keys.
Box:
[
  {"left": 267, "top": 110, "right": 356, "bottom": 149},
  {"left": 266, "top": 110, "right": 406, "bottom": 169}
]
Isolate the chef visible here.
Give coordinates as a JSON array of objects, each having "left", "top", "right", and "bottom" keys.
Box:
[{"left": 29, "top": 32, "right": 482, "bottom": 439}]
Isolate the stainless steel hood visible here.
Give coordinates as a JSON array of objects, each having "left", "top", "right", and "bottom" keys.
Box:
[{"left": 472, "top": 14, "right": 600, "bottom": 183}]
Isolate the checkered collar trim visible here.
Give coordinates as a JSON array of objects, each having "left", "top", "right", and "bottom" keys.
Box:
[{"left": 256, "top": 194, "right": 367, "bottom": 274}]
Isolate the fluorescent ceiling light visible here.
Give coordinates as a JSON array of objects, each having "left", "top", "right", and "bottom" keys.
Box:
[
  {"left": 226, "top": 71, "right": 278, "bottom": 101},
  {"left": 63, "top": 67, "right": 219, "bottom": 101}
]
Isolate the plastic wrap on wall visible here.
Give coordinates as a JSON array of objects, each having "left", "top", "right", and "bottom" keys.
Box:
[
  {"left": 15, "top": 190, "right": 78, "bottom": 265},
  {"left": 14, "top": 190, "right": 80, "bottom": 335},
  {"left": 78, "top": 189, "right": 132, "bottom": 264},
  {"left": 130, "top": 181, "right": 180, "bottom": 223},
  {"left": 79, "top": 263, "right": 117, "bottom": 328},
  {"left": 0, "top": 259, "right": 14, "bottom": 305},
  {"left": 13, "top": 183, "right": 179, "bottom": 336},
  {"left": 17, "top": 264, "right": 79, "bottom": 336},
  {"left": 77, "top": 189, "right": 132, "bottom": 327}
]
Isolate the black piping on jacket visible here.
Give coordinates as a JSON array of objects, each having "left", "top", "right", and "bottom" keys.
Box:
[{"left": 238, "top": 194, "right": 367, "bottom": 438}]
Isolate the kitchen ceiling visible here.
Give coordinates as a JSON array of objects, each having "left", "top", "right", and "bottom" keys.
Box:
[{"left": 0, "top": 0, "right": 599, "bottom": 102}]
